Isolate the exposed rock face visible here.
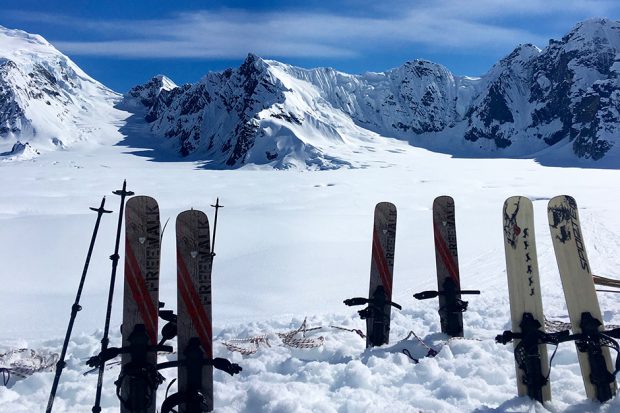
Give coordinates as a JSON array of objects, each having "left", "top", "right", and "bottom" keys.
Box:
[
  {"left": 129, "top": 19, "right": 620, "bottom": 168},
  {"left": 3, "top": 19, "right": 619, "bottom": 168}
]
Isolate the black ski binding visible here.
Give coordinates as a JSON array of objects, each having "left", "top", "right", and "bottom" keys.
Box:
[
  {"left": 158, "top": 338, "right": 242, "bottom": 413},
  {"left": 344, "top": 285, "right": 402, "bottom": 320},
  {"left": 87, "top": 324, "right": 173, "bottom": 411},
  {"left": 496, "top": 313, "right": 569, "bottom": 402},
  {"left": 554, "top": 312, "right": 620, "bottom": 403}
]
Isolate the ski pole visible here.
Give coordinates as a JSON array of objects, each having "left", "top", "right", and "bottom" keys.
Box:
[
  {"left": 92, "top": 180, "right": 134, "bottom": 413},
  {"left": 210, "top": 198, "right": 223, "bottom": 255},
  {"left": 46, "top": 197, "right": 112, "bottom": 413}
]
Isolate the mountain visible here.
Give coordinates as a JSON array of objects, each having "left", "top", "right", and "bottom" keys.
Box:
[
  {"left": 1, "top": 19, "right": 619, "bottom": 168},
  {"left": 128, "top": 18, "right": 620, "bottom": 169},
  {"left": 0, "top": 26, "right": 124, "bottom": 156}
]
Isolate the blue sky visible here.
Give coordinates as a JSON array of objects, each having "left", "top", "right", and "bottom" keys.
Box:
[{"left": 1, "top": 0, "right": 618, "bottom": 92}]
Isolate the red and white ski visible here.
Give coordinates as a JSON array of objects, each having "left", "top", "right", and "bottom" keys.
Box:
[
  {"left": 176, "top": 209, "right": 214, "bottom": 412},
  {"left": 345, "top": 202, "right": 400, "bottom": 348},
  {"left": 120, "top": 195, "right": 161, "bottom": 412},
  {"left": 414, "top": 196, "right": 479, "bottom": 338}
]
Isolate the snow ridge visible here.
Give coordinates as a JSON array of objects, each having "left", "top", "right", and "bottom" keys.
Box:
[{"left": 130, "top": 18, "right": 620, "bottom": 169}]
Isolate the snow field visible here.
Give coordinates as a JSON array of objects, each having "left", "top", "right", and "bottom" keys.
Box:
[{"left": 0, "top": 143, "right": 620, "bottom": 411}]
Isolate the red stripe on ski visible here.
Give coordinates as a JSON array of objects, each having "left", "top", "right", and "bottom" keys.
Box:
[
  {"left": 372, "top": 227, "right": 393, "bottom": 297},
  {"left": 125, "top": 241, "right": 158, "bottom": 344},
  {"left": 433, "top": 221, "right": 459, "bottom": 284},
  {"left": 177, "top": 249, "right": 213, "bottom": 358}
]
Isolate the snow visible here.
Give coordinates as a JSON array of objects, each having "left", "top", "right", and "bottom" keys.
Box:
[
  {"left": 1, "top": 18, "right": 620, "bottom": 413},
  {"left": 1, "top": 138, "right": 620, "bottom": 412}
]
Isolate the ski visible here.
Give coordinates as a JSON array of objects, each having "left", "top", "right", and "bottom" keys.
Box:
[
  {"left": 159, "top": 208, "right": 240, "bottom": 413},
  {"left": 119, "top": 195, "right": 162, "bottom": 412},
  {"left": 414, "top": 196, "right": 479, "bottom": 337},
  {"left": 345, "top": 202, "right": 400, "bottom": 348},
  {"left": 496, "top": 196, "right": 558, "bottom": 403},
  {"left": 548, "top": 195, "right": 618, "bottom": 402},
  {"left": 176, "top": 209, "right": 214, "bottom": 412}
]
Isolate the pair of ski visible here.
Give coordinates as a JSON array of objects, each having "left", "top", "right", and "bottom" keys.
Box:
[
  {"left": 88, "top": 196, "right": 240, "bottom": 413},
  {"left": 345, "top": 197, "right": 478, "bottom": 349},
  {"left": 498, "top": 195, "right": 619, "bottom": 404}
]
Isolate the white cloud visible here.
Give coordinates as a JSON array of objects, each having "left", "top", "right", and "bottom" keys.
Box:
[{"left": 5, "top": 2, "right": 619, "bottom": 59}]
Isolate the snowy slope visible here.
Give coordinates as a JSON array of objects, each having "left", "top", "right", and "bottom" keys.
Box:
[
  {"left": 0, "top": 138, "right": 620, "bottom": 412},
  {"left": 131, "top": 18, "right": 620, "bottom": 169},
  {"left": 0, "top": 25, "right": 127, "bottom": 156}
]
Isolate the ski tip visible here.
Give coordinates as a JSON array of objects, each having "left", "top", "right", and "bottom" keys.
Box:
[
  {"left": 375, "top": 201, "right": 397, "bottom": 212},
  {"left": 433, "top": 195, "right": 454, "bottom": 205},
  {"left": 548, "top": 195, "right": 576, "bottom": 206}
]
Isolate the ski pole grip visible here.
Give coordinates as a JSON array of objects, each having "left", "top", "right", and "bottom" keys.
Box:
[
  {"left": 344, "top": 297, "right": 368, "bottom": 307},
  {"left": 413, "top": 291, "right": 438, "bottom": 300},
  {"left": 390, "top": 301, "right": 402, "bottom": 310}
]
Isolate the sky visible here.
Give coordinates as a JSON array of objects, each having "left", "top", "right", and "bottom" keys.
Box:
[{"left": 0, "top": 0, "right": 619, "bottom": 92}]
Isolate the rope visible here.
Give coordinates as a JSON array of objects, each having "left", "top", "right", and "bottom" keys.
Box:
[
  {"left": 223, "top": 318, "right": 325, "bottom": 354},
  {"left": 221, "top": 336, "right": 271, "bottom": 355},
  {"left": 278, "top": 318, "right": 325, "bottom": 349},
  {"left": 330, "top": 325, "right": 366, "bottom": 339},
  {"left": 0, "top": 348, "right": 58, "bottom": 386},
  {"left": 545, "top": 317, "right": 620, "bottom": 332},
  {"left": 400, "top": 330, "right": 439, "bottom": 358}
]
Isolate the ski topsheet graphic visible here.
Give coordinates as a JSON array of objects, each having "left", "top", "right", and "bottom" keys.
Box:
[
  {"left": 499, "top": 196, "right": 552, "bottom": 403},
  {"left": 176, "top": 209, "right": 214, "bottom": 412},
  {"left": 345, "top": 202, "right": 400, "bottom": 348},
  {"left": 548, "top": 195, "right": 617, "bottom": 402},
  {"left": 121, "top": 196, "right": 161, "bottom": 412}
]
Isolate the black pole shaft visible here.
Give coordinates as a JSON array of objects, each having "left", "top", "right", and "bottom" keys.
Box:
[
  {"left": 210, "top": 198, "right": 223, "bottom": 255},
  {"left": 46, "top": 197, "right": 112, "bottom": 413},
  {"left": 92, "top": 181, "right": 134, "bottom": 413}
]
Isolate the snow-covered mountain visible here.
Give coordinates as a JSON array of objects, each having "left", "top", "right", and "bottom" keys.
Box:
[
  {"left": 1, "top": 18, "right": 619, "bottom": 168},
  {"left": 129, "top": 18, "right": 620, "bottom": 168},
  {"left": 0, "top": 26, "right": 124, "bottom": 156}
]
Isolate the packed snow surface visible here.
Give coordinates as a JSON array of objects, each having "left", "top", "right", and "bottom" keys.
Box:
[{"left": 0, "top": 136, "right": 619, "bottom": 412}]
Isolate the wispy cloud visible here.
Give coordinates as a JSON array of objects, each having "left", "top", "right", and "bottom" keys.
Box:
[{"left": 5, "top": 1, "right": 618, "bottom": 59}]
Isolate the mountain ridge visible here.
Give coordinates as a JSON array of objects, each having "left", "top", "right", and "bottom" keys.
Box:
[
  {"left": 126, "top": 17, "right": 620, "bottom": 168},
  {"left": 1, "top": 18, "right": 619, "bottom": 168}
]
